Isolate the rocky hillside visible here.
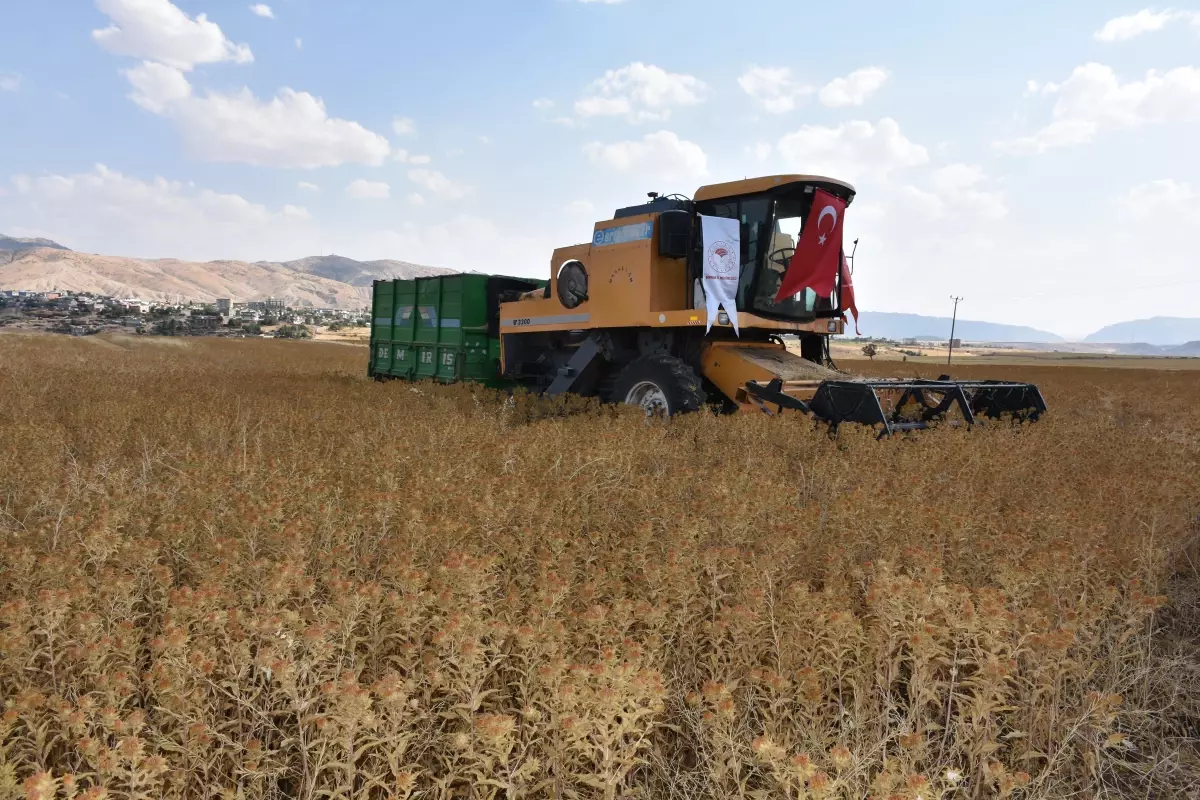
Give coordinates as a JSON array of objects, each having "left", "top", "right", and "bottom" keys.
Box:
[
  {"left": 0, "top": 239, "right": 453, "bottom": 308},
  {"left": 0, "top": 235, "right": 71, "bottom": 264},
  {"left": 264, "top": 255, "right": 453, "bottom": 287}
]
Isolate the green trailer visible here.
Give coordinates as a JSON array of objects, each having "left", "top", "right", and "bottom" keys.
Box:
[{"left": 368, "top": 273, "right": 546, "bottom": 385}]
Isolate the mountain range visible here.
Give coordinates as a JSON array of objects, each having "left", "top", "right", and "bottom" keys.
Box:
[
  {"left": 1, "top": 235, "right": 1197, "bottom": 346},
  {"left": 0, "top": 234, "right": 72, "bottom": 262},
  {"left": 1083, "top": 317, "right": 1200, "bottom": 346},
  {"left": 851, "top": 311, "right": 1065, "bottom": 344},
  {"left": 0, "top": 236, "right": 451, "bottom": 308},
  {"left": 853, "top": 312, "right": 1199, "bottom": 351}
]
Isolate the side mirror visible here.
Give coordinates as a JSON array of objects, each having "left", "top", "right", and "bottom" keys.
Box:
[{"left": 658, "top": 210, "right": 691, "bottom": 259}]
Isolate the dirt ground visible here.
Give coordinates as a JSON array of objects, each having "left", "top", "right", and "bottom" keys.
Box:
[
  {"left": 822, "top": 339, "right": 1200, "bottom": 371},
  {"left": 312, "top": 325, "right": 370, "bottom": 344}
]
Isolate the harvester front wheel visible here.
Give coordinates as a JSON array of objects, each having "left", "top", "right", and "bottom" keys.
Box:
[{"left": 611, "top": 354, "right": 706, "bottom": 417}]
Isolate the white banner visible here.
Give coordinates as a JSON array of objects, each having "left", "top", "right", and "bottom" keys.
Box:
[{"left": 700, "top": 214, "right": 740, "bottom": 335}]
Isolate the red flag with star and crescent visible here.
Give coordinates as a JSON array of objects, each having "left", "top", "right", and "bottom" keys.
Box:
[{"left": 774, "top": 188, "right": 846, "bottom": 303}]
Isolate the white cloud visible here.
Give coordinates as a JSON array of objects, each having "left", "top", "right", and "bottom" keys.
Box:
[
  {"left": 926, "top": 164, "right": 1007, "bottom": 220},
  {"left": 297, "top": 181, "right": 320, "bottom": 192},
  {"left": 392, "top": 116, "right": 417, "bottom": 136},
  {"left": 1093, "top": 9, "right": 1200, "bottom": 42},
  {"left": 777, "top": 118, "right": 928, "bottom": 183},
  {"left": 0, "top": 72, "right": 22, "bottom": 92},
  {"left": 824, "top": 181, "right": 1200, "bottom": 335},
  {"left": 250, "top": 4, "right": 274, "bottom": 19},
  {"left": 407, "top": 193, "right": 426, "bottom": 206},
  {"left": 583, "top": 130, "right": 708, "bottom": 179},
  {"left": 575, "top": 62, "right": 705, "bottom": 122},
  {"left": 819, "top": 67, "right": 890, "bottom": 108},
  {"left": 407, "top": 168, "right": 473, "bottom": 199},
  {"left": 92, "top": 0, "right": 253, "bottom": 71},
  {"left": 576, "top": 96, "right": 632, "bottom": 117},
  {"left": 294, "top": 37, "right": 303, "bottom": 49},
  {"left": 346, "top": 179, "right": 390, "bottom": 200},
  {"left": 994, "top": 63, "right": 1200, "bottom": 155},
  {"left": 738, "top": 66, "right": 812, "bottom": 113},
  {"left": 4, "top": 163, "right": 312, "bottom": 260},
  {"left": 393, "top": 148, "right": 432, "bottom": 165},
  {"left": 123, "top": 60, "right": 191, "bottom": 113},
  {"left": 122, "top": 62, "right": 391, "bottom": 168},
  {"left": 478, "top": 135, "right": 492, "bottom": 145},
  {"left": 749, "top": 142, "right": 773, "bottom": 162},
  {"left": 1, "top": 171, "right": 581, "bottom": 286},
  {"left": 1117, "top": 178, "right": 1198, "bottom": 221},
  {"left": 367, "top": 214, "right": 558, "bottom": 277},
  {"left": 533, "top": 98, "right": 555, "bottom": 110}
]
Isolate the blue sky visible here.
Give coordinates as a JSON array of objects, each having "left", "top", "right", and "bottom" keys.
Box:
[{"left": 2, "top": 1, "right": 1199, "bottom": 336}]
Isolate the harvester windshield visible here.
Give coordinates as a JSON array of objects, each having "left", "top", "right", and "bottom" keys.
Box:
[
  {"left": 699, "top": 183, "right": 841, "bottom": 323},
  {"left": 748, "top": 194, "right": 820, "bottom": 320}
]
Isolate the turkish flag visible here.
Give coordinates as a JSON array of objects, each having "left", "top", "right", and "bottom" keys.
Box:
[
  {"left": 774, "top": 188, "right": 846, "bottom": 303},
  {"left": 839, "top": 253, "right": 860, "bottom": 335}
]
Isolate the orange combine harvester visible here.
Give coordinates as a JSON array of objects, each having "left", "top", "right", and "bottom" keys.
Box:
[{"left": 370, "top": 174, "right": 1046, "bottom": 437}]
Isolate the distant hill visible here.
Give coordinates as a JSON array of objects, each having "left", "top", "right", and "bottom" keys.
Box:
[
  {"left": 0, "top": 234, "right": 70, "bottom": 252},
  {"left": 260, "top": 255, "right": 453, "bottom": 287},
  {"left": 852, "top": 311, "right": 1065, "bottom": 343},
  {"left": 0, "top": 248, "right": 372, "bottom": 308},
  {"left": 0, "top": 244, "right": 455, "bottom": 309},
  {"left": 1, "top": 234, "right": 71, "bottom": 263},
  {"left": 1167, "top": 341, "right": 1200, "bottom": 356},
  {"left": 1083, "top": 317, "right": 1200, "bottom": 346}
]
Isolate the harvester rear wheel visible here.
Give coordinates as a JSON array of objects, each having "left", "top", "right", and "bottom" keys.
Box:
[{"left": 611, "top": 354, "right": 706, "bottom": 416}]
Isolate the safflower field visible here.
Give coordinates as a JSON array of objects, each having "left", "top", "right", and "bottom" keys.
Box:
[{"left": 1, "top": 334, "right": 1198, "bottom": 800}]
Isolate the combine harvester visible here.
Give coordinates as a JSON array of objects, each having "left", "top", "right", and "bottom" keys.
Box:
[{"left": 368, "top": 174, "right": 1045, "bottom": 436}]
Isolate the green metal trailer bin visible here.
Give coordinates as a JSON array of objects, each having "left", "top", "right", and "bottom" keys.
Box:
[{"left": 368, "top": 273, "right": 545, "bottom": 384}]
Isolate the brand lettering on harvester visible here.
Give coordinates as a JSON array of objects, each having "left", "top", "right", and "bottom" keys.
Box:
[
  {"left": 593, "top": 221, "right": 653, "bottom": 247},
  {"left": 501, "top": 313, "right": 591, "bottom": 328}
]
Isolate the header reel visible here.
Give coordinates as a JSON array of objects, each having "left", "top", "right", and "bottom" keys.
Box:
[{"left": 746, "top": 375, "right": 1047, "bottom": 438}]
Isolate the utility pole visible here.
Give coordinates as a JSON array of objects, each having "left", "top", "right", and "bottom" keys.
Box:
[{"left": 947, "top": 295, "right": 963, "bottom": 366}]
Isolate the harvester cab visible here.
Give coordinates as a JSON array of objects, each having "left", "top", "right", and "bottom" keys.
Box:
[{"left": 369, "top": 173, "right": 1046, "bottom": 435}]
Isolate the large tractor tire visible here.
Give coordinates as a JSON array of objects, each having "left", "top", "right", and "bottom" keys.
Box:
[{"left": 611, "top": 354, "right": 707, "bottom": 416}]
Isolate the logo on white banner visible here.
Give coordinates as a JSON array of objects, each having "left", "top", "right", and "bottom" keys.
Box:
[
  {"left": 699, "top": 214, "right": 740, "bottom": 336},
  {"left": 706, "top": 240, "right": 737, "bottom": 274}
]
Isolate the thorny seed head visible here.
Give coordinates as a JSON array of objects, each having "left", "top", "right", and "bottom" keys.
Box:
[
  {"left": 830, "top": 745, "right": 852, "bottom": 771},
  {"left": 23, "top": 772, "right": 57, "bottom": 800},
  {"left": 116, "top": 736, "right": 143, "bottom": 763},
  {"left": 475, "top": 714, "right": 517, "bottom": 743}
]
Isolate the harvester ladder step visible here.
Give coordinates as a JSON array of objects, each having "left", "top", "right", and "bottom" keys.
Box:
[{"left": 545, "top": 337, "right": 601, "bottom": 397}]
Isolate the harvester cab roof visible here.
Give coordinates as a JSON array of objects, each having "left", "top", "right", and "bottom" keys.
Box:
[{"left": 368, "top": 173, "right": 1046, "bottom": 435}]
